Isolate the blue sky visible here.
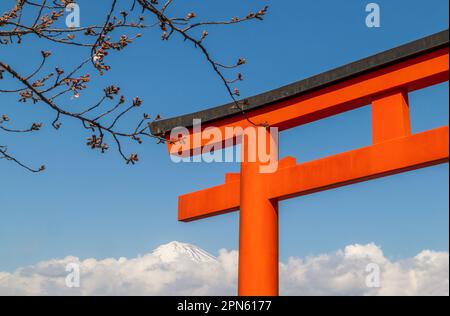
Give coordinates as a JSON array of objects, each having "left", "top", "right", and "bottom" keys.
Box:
[{"left": 0, "top": 0, "right": 448, "bottom": 272}]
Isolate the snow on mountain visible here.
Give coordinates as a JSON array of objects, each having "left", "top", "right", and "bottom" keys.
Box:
[{"left": 152, "top": 241, "right": 217, "bottom": 263}]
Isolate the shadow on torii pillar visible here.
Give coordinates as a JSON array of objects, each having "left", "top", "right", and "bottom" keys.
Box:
[{"left": 150, "top": 29, "right": 450, "bottom": 296}]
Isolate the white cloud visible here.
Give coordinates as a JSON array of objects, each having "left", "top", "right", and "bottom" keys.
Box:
[
  {"left": 0, "top": 241, "right": 447, "bottom": 296},
  {"left": 280, "top": 244, "right": 448, "bottom": 296}
]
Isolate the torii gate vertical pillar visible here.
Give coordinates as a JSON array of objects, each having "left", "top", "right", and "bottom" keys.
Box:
[{"left": 239, "top": 128, "right": 279, "bottom": 296}]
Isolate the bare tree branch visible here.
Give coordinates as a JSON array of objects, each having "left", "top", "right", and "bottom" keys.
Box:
[{"left": 0, "top": 0, "right": 269, "bottom": 172}]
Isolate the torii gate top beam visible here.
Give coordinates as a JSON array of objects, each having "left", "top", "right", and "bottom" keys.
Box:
[{"left": 150, "top": 29, "right": 448, "bottom": 138}]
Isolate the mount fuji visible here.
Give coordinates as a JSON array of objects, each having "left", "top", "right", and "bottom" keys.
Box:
[{"left": 151, "top": 241, "right": 218, "bottom": 263}]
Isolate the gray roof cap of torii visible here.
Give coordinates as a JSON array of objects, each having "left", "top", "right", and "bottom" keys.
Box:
[{"left": 150, "top": 29, "right": 449, "bottom": 137}]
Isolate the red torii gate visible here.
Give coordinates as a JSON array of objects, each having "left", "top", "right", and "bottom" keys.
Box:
[{"left": 150, "top": 30, "right": 449, "bottom": 296}]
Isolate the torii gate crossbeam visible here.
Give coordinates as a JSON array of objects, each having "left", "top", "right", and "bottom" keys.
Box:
[{"left": 150, "top": 30, "right": 450, "bottom": 296}]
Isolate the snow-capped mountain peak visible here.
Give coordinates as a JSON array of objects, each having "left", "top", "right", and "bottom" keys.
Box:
[{"left": 152, "top": 241, "right": 217, "bottom": 263}]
